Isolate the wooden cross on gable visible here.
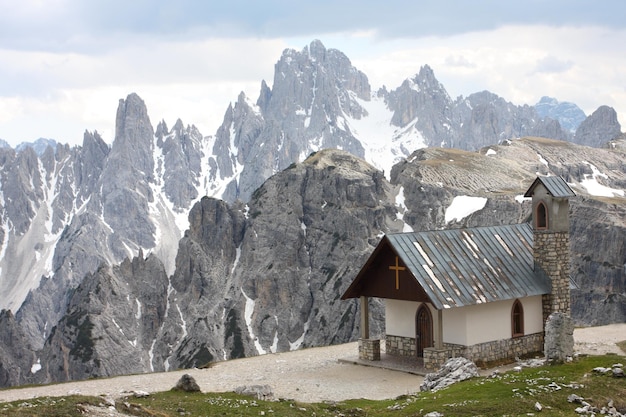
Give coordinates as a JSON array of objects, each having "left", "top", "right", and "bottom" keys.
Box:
[{"left": 389, "top": 256, "right": 406, "bottom": 290}]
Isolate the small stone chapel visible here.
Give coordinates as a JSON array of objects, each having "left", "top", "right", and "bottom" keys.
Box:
[{"left": 341, "top": 176, "right": 575, "bottom": 370}]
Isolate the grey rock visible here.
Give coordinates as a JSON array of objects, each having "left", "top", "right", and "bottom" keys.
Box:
[
  {"left": 0, "top": 41, "right": 624, "bottom": 388},
  {"left": 574, "top": 106, "right": 622, "bottom": 147},
  {"left": 535, "top": 96, "right": 586, "bottom": 133},
  {"left": 32, "top": 252, "right": 169, "bottom": 383},
  {"left": 234, "top": 384, "right": 274, "bottom": 400},
  {"left": 612, "top": 367, "right": 625, "bottom": 378},
  {"left": 0, "top": 310, "right": 38, "bottom": 387},
  {"left": 172, "top": 374, "right": 201, "bottom": 392},
  {"left": 208, "top": 40, "right": 371, "bottom": 202},
  {"left": 544, "top": 312, "right": 574, "bottom": 363},
  {"left": 420, "top": 357, "right": 479, "bottom": 392},
  {"left": 568, "top": 394, "right": 585, "bottom": 403},
  {"left": 518, "top": 358, "right": 546, "bottom": 368}
]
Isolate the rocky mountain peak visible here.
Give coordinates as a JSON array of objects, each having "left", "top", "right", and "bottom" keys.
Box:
[
  {"left": 574, "top": 105, "right": 622, "bottom": 147},
  {"left": 256, "top": 80, "right": 272, "bottom": 112},
  {"left": 415, "top": 65, "right": 440, "bottom": 89},
  {"left": 305, "top": 39, "right": 327, "bottom": 61},
  {"left": 535, "top": 96, "right": 586, "bottom": 133},
  {"left": 0, "top": 41, "right": 624, "bottom": 389},
  {"left": 111, "top": 93, "right": 154, "bottom": 171}
]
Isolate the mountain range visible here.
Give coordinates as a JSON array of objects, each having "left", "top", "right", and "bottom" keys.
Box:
[{"left": 0, "top": 40, "right": 624, "bottom": 388}]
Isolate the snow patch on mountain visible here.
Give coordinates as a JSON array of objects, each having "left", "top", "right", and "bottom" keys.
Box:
[
  {"left": 345, "top": 93, "right": 426, "bottom": 176},
  {"left": 445, "top": 196, "right": 488, "bottom": 223},
  {"left": 394, "top": 186, "right": 414, "bottom": 233},
  {"left": 580, "top": 161, "right": 625, "bottom": 197},
  {"left": 242, "top": 288, "right": 266, "bottom": 355}
]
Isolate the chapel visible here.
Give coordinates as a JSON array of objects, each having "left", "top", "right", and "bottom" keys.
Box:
[{"left": 341, "top": 176, "right": 575, "bottom": 370}]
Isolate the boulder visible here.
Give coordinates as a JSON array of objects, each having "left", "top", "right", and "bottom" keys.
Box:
[
  {"left": 544, "top": 312, "right": 574, "bottom": 363},
  {"left": 172, "top": 374, "right": 201, "bottom": 392},
  {"left": 234, "top": 384, "right": 274, "bottom": 401},
  {"left": 420, "top": 357, "right": 479, "bottom": 392}
]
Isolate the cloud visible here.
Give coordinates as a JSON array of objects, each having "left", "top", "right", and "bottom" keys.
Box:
[
  {"left": 444, "top": 55, "right": 476, "bottom": 68},
  {"left": 533, "top": 55, "right": 574, "bottom": 74},
  {"left": 3, "top": 0, "right": 625, "bottom": 52},
  {"left": 0, "top": 1, "right": 625, "bottom": 146}
]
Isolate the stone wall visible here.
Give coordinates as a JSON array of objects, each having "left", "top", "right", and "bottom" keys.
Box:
[
  {"left": 358, "top": 338, "right": 381, "bottom": 361},
  {"left": 446, "top": 332, "right": 544, "bottom": 364},
  {"left": 387, "top": 333, "right": 544, "bottom": 369},
  {"left": 386, "top": 334, "right": 416, "bottom": 357},
  {"left": 534, "top": 231, "right": 571, "bottom": 321}
]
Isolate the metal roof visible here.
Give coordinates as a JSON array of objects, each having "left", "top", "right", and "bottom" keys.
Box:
[
  {"left": 385, "top": 223, "right": 550, "bottom": 310},
  {"left": 524, "top": 176, "right": 576, "bottom": 198}
]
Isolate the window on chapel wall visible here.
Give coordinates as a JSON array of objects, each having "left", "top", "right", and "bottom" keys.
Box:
[
  {"left": 512, "top": 299, "right": 524, "bottom": 338},
  {"left": 536, "top": 202, "right": 548, "bottom": 229}
]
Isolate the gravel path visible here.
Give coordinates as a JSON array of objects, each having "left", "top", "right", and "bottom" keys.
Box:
[{"left": 1, "top": 324, "right": 624, "bottom": 406}]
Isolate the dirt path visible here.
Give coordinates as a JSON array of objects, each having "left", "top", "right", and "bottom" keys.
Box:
[{"left": 1, "top": 324, "right": 624, "bottom": 405}]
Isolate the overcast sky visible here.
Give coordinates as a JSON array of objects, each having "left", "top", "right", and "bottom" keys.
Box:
[{"left": 1, "top": 0, "right": 624, "bottom": 147}]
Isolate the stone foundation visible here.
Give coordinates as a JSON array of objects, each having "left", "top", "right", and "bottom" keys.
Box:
[
  {"left": 386, "top": 334, "right": 416, "bottom": 357},
  {"left": 423, "top": 348, "right": 449, "bottom": 370},
  {"left": 387, "top": 333, "right": 544, "bottom": 369},
  {"left": 358, "top": 338, "right": 381, "bottom": 361},
  {"left": 446, "top": 332, "right": 544, "bottom": 364}
]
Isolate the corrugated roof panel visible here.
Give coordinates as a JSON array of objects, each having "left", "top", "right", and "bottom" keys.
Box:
[
  {"left": 541, "top": 176, "right": 576, "bottom": 197},
  {"left": 524, "top": 176, "right": 576, "bottom": 198},
  {"left": 386, "top": 223, "right": 549, "bottom": 309}
]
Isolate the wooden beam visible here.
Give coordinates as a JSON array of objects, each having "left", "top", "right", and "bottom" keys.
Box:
[
  {"left": 437, "top": 309, "right": 443, "bottom": 349},
  {"left": 360, "top": 296, "right": 370, "bottom": 339}
]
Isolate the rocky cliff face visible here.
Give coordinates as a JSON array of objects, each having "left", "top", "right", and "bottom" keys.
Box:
[
  {"left": 0, "top": 40, "right": 624, "bottom": 388},
  {"left": 574, "top": 106, "right": 623, "bottom": 147},
  {"left": 12, "top": 138, "right": 625, "bottom": 387},
  {"left": 0, "top": 310, "right": 37, "bottom": 387},
  {"left": 34, "top": 253, "right": 169, "bottom": 382},
  {"left": 534, "top": 96, "right": 587, "bottom": 133},
  {"left": 391, "top": 137, "right": 626, "bottom": 329}
]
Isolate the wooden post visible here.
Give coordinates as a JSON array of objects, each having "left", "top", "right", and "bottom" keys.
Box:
[
  {"left": 436, "top": 309, "right": 443, "bottom": 349},
  {"left": 360, "top": 296, "right": 369, "bottom": 339}
]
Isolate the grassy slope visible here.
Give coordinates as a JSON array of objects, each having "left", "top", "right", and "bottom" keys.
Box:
[{"left": 1, "top": 355, "right": 625, "bottom": 416}]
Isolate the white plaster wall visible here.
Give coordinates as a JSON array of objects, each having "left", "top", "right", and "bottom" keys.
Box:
[
  {"left": 385, "top": 299, "right": 419, "bottom": 337},
  {"left": 443, "top": 296, "right": 544, "bottom": 346},
  {"left": 386, "top": 296, "right": 544, "bottom": 346},
  {"left": 442, "top": 307, "right": 467, "bottom": 345},
  {"left": 522, "top": 295, "right": 544, "bottom": 334},
  {"left": 386, "top": 300, "right": 439, "bottom": 339}
]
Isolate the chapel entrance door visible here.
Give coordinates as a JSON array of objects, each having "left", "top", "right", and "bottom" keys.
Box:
[{"left": 415, "top": 305, "right": 433, "bottom": 357}]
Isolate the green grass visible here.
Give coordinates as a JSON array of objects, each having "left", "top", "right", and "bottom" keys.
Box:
[
  {"left": 0, "top": 395, "right": 104, "bottom": 416},
  {"left": 1, "top": 355, "right": 625, "bottom": 416}
]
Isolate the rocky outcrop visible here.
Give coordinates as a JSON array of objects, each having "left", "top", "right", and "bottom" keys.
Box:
[
  {"left": 0, "top": 310, "right": 38, "bottom": 388},
  {"left": 33, "top": 252, "right": 169, "bottom": 383},
  {"left": 207, "top": 40, "right": 371, "bottom": 202},
  {"left": 151, "top": 150, "right": 403, "bottom": 371},
  {"left": 544, "top": 312, "right": 575, "bottom": 363},
  {"left": 0, "top": 40, "right": 624, "bottom": 388},
  {"left": 535, "top": 96, "right": 586, "bottom": 133},
  {"left": 420, "top": 357, "right": 479, "bottom": 392},
  {"left": 574, "top": 106, "right": 622, "bottom": 147}
]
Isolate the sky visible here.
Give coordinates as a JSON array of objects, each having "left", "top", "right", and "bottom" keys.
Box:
[{"left": 0, "top": 0, "right": 625, "bottom": 147}]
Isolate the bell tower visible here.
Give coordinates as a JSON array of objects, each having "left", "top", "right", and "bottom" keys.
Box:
[{"left": 524, "top": 176, "right": 575, "bottom": 321}]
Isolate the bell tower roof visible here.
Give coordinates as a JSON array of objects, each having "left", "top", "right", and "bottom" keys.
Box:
[{"left": 524, "top": 176, "right": 575, "bottom": 198}]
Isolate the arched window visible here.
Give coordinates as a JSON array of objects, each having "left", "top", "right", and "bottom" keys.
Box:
[
  {"left": 511, "top": 299, "right": 524, "bottom": 337},
  {"left": 536, "top": 202, "right": 548, "bottom": 229}
]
